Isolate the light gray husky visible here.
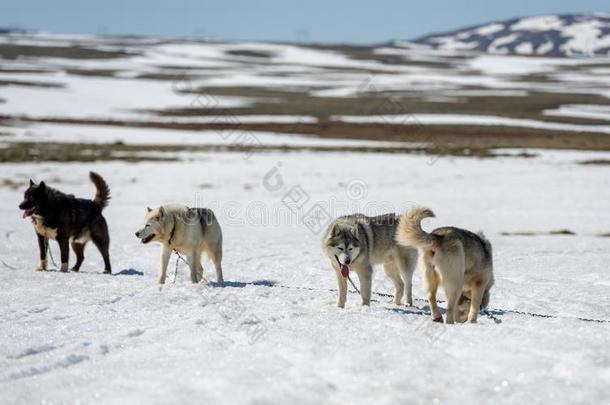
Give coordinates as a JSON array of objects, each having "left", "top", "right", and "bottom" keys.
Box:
[
  {"left": 135, "top": 204, "right": 224, "bottom": 284},
  {"left": 322, "top": 214, "right": 418, "bottom": 308},
  {"left": 396, "top": 207, "right": 494, "bottom": 323}
]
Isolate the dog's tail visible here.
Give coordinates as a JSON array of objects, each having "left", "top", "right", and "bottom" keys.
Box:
[
  {"left": 90, "top": 171, "right": 111, "bottom": 209},
  {"left": 396, "top": 207, "right": 438, "bottom": 250}
]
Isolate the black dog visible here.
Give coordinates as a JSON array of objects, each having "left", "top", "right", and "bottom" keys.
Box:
[{"left": 18, "top": 172, "right": 112, "bottom": 273}]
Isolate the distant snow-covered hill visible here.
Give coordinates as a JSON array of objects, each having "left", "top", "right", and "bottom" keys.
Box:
[{"left": 410, "top": 14, "right": 610, "bottom": 57}]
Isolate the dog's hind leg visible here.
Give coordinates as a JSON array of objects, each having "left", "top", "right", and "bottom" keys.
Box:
[
  {"left": 355, "top": 265, "right": 373, "bottom": 306},
  {"left": 207, "top": 242, "right": 224, "bottom": 283},
  {"left": 396, "top": 250, "right": 417, "bottom": 306},
  {"left": 70, "top": 241, "right": 86, "bottom": 272},
  {"left": 57, "top": 237, "right": 70, "bottom": 272},
  {"left": 91, "top": 221, "right": 111, "bottom": 274},
  {"left": 36, "top": 234, "right": 47, "bottom": 271},
  {"left": 187, "top": 249, "right": 199, "bottom": 283},
  {"left": 422, "top": 257, "right": 442, "bottom": 322},
  {"left": 383, "top": 262, "right": 404, "bottom": 305},
  {"left": 466, "top": 283, "right": 485, "bottom": 323}
]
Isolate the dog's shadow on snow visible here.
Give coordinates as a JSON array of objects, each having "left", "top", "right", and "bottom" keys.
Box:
[
  {"left": 213, "top": 280, "right": 277, "bottom": 288},
  {"left": 385, "top": 305, "right": 503, "bottom": 324},
  {"left": 114, "top": 268, "right": 144, "bottom": 276}
]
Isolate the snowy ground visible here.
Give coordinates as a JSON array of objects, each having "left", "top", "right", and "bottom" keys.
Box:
[
  {"left": 1, "top": 150, "right": 609, "bottom": 404},
  {"left": 1, "top": 31, "right": 610, "bottom": 404}
]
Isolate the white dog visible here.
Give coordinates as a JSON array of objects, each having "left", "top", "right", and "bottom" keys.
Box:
[{"left": 135, "top": 204, "right": 224, "bottom": 284}]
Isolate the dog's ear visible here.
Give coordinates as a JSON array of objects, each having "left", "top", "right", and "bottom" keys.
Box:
[
  {"left": 38, "top": 181, "right": 46, "bottom": 191},
  {"left": 330, "top": 223, "right": 341, "bottom": 236},
  {"left": 158, "top": 206, "right": 165, "bottom": 217},
  {"left": 29, "top": 179, "right": 35, "bottom": 186},
  {"left": 147, "top": 206, "right": 152, "bottom": 213}
]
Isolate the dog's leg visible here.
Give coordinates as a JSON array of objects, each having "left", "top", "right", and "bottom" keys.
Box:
[
  {"left": 91, "top": 236, "right": 111, "bottom": 274},
  {"left": 187, "top": 249, "right": 199, "bottom": 284},
  {"left": 208, "top": 242, "right": 224, "bottom": 283},
  {"left": 158, "top": 244, "right": 172, "bottom": 284},
  {"left": 91, "top": 219, "right": 112, "bottom": 274},
  {"left": 356, "top": 265, "right": 373, "bottom": 306},
  {"left": 70, "top": 241, "right": 86, "bottom": 272},
  {"left": 396, "top": 251, "right": 417, "bottom": 306},
  {"left": 422, "top": 260, "right": 442, "bottom": 322},
  {"left": 441, "top": 264, "right": 463, "bottom": 324},
  {"left": 57, "top": 237, "right": 69, "bottom": 273},
  {"left": 467, "top": 283, "right": 485, "bottom": 323},
  {"left": 383, "top": 263, "right": 404, "bottom": 305},
  {"left": 443, "top": 282, "right": 462, "bottom": 325},
  {"left": 36, "top": 233, "right": 47, "bottom": 271},
  {"left": 334, "top": 263, "right": 348, "bottom": 308}
]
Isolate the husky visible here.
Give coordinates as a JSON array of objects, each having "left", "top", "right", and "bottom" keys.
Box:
[
  {"left": 135, "top": 204, "right": 224, "bottom": 284},
  {"left": 322, "top": 214, "right": 418, "bottom": 308},
  {"left": 396, "top": 207, "right": 494, "bottom": 324},
  {"left": 18, "top": 172, "right": 112, "bottom": 273}
]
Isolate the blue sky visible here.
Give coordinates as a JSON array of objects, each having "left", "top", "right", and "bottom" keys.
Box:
[{"left": 1, "top": 0, "right": 608, "bottom": 43}]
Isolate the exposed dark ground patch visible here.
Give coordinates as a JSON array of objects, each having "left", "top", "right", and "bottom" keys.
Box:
[
  {"left": 0, "top": 44, "right": 136, "bottom": 60},
  {"left": 164, "top": 87, "right": 610, "bottom": 125},
  {"left": 0, "top": 140, "right": 520, "bottom": 163},
  {"left": 11, "top": 117, "right": 610, "bottom": 151},
  {"left": 500, "top": 229, "right": 577, "bottom": 236},
  {"left": 579, "top": 159, "right": 610, "bottom": 165},
  {"left": 0, "top": 79, "right": 64, "bottom": 89}
]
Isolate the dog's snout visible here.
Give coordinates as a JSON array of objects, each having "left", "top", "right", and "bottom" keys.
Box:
[
  {"left": 344, "top": 258, "right": 351, "bottom": 265},
  {"left": 135, "top": 231, "right": 140, "bottom": 238}
]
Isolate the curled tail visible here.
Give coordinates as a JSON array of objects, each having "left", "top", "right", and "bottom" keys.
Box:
[
  {"left": 89, "top": 171, "right": 111, "bottom": 209},
  {"left": 396, "top": 207, "right": 438, "bottom": 249}
]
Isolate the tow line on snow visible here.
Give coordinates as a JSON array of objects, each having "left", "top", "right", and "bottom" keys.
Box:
[
  {"left": 213, "top": 278, "right": 610, "bottom": 325},
  {"left": 34, "top": 248, "right": 610, "bottom": 325}
]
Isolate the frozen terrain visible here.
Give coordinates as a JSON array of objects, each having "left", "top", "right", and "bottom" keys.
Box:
[
  {"left": 1, "top": 150, "right": 609, "bottom": 404},
  {"left": 1, "top": 30, "right": 610, "bottom": 404}
]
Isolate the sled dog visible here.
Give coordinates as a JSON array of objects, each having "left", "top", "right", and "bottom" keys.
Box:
[
  {"left": 396, "top": 207, "right": 494, "bottom": 323},
  {"left": 136, "top": 204, "right": 224, "bottom": 284},
  {"left": 322, "top": 214, "right": 418, "bottom": 308},
  {"left": 18, "top": 172, "right": 112, "bottom": 273}
]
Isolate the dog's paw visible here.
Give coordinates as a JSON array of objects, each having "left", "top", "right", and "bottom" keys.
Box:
[
  {"left": 70, "top": 267, "right": 80, "bottom": 272},
  {"left": 432, "top": 315, "right": 444, "bottom": 323},
  {"left": 59, "top": 263, "right": 69, "bottom": 273},
  {"left": 103, "top": 269, "right": 112, "bottom": 274},
  {"left": 35, "top": 267, "right": 45, "bottom": 272}
]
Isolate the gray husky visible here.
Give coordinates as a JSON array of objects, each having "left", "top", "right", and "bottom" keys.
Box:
[
  {"left": 322, "top": 214, "right": 418, "bottom": 308},
  {"left": 396, "top": 207, "right": 494, "bottom": 323}
]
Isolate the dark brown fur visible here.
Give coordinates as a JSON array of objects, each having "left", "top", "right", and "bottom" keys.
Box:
[{"left": 18, "top": 172, "right": 112, "bottom": 273}]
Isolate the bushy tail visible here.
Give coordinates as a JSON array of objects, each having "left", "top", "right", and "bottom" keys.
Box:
[
  {"left": 90, "top": 171, "right": 110, "bottom": 209},
  {"left": 396, "top": 207, "right": 438, "bottom": 250}
]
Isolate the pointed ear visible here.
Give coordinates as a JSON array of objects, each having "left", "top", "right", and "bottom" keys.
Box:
[
  {"left": 147, "top": 206, "right": 152, "bottom": 213},
  {"left": 29, "top": 179, "right": 35, "bottom": 186},
  {"left": 331, "top": 223, "right": 341, "bottom": 236},
  {"left": 38, "top": 181, "right": 46, "bottom": 191},
  {"left": 158, "top": 206, "right": 165, "bottom": 217}
]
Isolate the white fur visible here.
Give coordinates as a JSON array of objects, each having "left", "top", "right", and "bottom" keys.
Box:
[{"left": 136, "top": 204, "right": 224, "bottom": 284}]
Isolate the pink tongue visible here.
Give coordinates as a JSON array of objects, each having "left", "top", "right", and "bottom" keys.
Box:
[
  {"left": 22, "top": 211, "right": 27, "bottom": 219},
  {"left": 340, "top": 264, "right": 349, "bottom": 278}
]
